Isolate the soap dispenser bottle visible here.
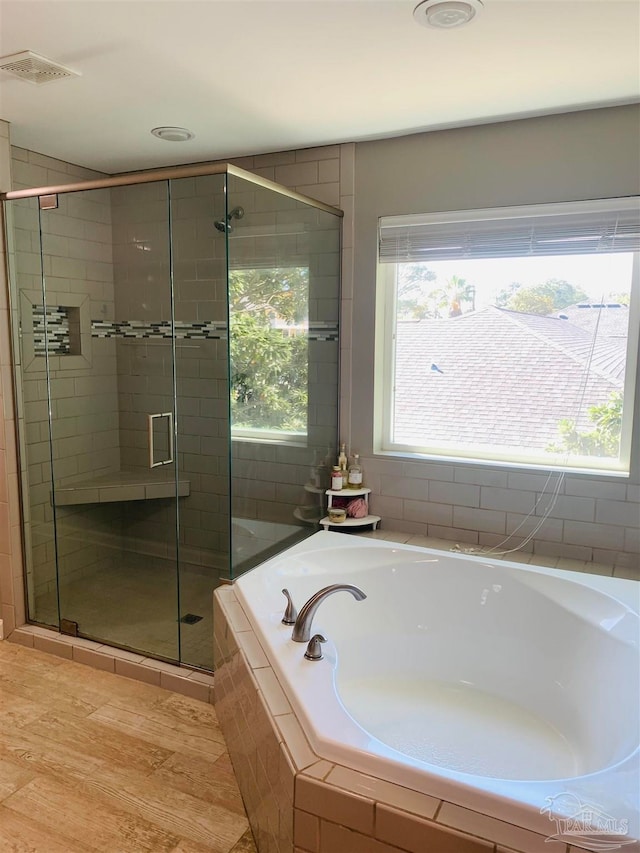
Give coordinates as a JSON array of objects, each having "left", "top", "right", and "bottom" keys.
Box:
[
  {"left": 337, "top": 442, "right": 348, "bottom": 488},
  {"left": 347, "top": 453, "right": 363, "bottom": 488}
]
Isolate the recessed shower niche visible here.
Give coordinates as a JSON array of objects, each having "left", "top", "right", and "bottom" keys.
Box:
[
  {"left": 2, "top": 164, "right": 342, "bottom": 670},
  {"left": 21, "top": 291, "right": 92, "bottom": 369},
  {"left": 32, "top": 305, "right": 80, "bottom": 356}
]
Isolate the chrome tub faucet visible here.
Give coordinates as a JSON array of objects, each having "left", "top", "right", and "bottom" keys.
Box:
[{"left": 291, "top": 584, "right": 367, "bottom": 643}]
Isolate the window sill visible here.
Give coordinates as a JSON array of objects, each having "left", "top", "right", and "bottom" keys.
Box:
[
  {"left": 375, "top": 448, "right": 631, "bottom": 478},
  {"left": 232, "top": 431, "right": 307, "bottom": 448}
]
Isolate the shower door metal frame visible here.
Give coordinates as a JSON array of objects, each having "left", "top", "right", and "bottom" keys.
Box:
[{"left": 1, "top": 163, "right": 344, "bottom": 220}]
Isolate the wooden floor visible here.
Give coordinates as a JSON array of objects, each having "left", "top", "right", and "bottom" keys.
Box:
[{"left": 0, "top": 641, "right": 257, "bottom": 853}]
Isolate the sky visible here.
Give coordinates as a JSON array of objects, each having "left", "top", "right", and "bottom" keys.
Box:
[{"left": 417, "top": 252, "right": 634, "bottom": 309}]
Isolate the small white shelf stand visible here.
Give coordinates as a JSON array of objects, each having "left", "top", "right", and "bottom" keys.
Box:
[
  {"left": 320, "top": 487, "right": 381, "bottom": 531},
  {"left": 292, "top": 482, "right": 326, "bottom": 526},
  {"left": 293, "top": 507, "right": 322, "bottom": 526}
]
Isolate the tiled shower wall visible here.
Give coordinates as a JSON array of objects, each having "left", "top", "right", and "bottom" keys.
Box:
[
  {"left": 224, "top": 167, "right": 341, "bottom": 537},
  {"left": 226, "top": 146, "right": 355, "bottom": 468},
  {"left": 109, "top": 175, "right": 230, "bottom": 572},
  {"left": 106, "top": 165, "right": 342, "bottom": 575}
]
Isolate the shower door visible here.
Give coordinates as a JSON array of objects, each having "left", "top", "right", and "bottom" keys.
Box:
[
  {"left": 7, "top": 163, "right": 338, "bottom": 671},
  {"left": 170, "top": 172, "right": 231, "bottom": 669},
  {"left": 39, "top": 183, "right": 182, "bottom": 661},
  {"left": 11, "top": 173, "right": 231, "bottom": 669}
]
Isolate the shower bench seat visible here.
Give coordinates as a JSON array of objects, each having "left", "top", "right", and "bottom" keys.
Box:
[{"left": 53, "top": 470, "right": 191, "bottom": 506}]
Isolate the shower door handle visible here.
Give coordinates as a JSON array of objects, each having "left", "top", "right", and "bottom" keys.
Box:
[{"left": 148, "top": 412, "right": 174, "bottom": 468}]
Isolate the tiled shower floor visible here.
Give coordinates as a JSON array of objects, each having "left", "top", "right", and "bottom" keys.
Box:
[{"left": 34, "top": 557, "right": 221, "bottom": 670}]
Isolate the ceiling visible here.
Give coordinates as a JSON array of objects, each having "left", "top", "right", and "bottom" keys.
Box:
[{"left": 0, "top": 0, "right": 638, "bottom": 175}]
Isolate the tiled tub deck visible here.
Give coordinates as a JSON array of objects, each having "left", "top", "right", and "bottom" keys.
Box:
[{"left": 213, "top": 585, "right": 610, "bottom": 853}]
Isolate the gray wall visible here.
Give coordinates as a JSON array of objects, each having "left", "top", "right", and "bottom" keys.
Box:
[{"left": 351, "top": 105, "right": 640, "bottom": 572}]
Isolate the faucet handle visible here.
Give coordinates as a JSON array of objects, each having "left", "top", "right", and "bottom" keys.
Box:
[
  {"left": 281, "top": 589, "right": 298, "bottom": 625},
  {"left": 304, "top": 634, "right": 326, "bottom": 661}
]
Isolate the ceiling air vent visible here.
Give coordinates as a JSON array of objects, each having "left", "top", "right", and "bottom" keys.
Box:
[{"left": 0, "top": 51, "right": 81, "bottom": 85}]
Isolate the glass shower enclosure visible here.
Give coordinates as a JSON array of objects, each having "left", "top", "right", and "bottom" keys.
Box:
[{"left": 2, "top": 164, "right": 341, "bottom": 670}]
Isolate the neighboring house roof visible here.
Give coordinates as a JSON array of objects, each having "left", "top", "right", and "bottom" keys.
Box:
[
  {"left": 556, "top": 302, "right": 629, "bottom": 342},
  {"left": 549, "top": 303, "right": 629, "bottom": 382},
  {"left": 394, "top": 306, "right": 626, "bottom": 450},
  {"left": 502, "top": 306, "right": 628, "bottom": 383}
]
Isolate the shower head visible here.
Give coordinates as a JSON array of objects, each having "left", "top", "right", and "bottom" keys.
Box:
[{"left": 214, "top": 206, "right": 245, "bottom": 233}]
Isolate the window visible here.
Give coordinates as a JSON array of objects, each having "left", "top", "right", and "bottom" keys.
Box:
[
  {"left": 376, "top": 198, "right": 640, "bottom": 473},
  {"left": 229, "top": 266, "right": 309, "bottom": 442}
]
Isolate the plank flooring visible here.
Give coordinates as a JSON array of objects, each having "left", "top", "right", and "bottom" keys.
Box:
[{"left": 0, "top": 641, "right": 256, "bottom": 853}]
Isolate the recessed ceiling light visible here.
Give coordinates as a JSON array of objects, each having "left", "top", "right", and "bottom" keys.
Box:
[
  {"left": 413, "top": 0, "right": 483, "bottom": 29},
  {"left": 150, "top": 126, "right": 195, "bottom": 142}
]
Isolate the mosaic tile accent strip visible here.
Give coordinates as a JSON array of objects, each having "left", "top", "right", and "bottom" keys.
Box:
[
  {"left": 309, "top": 322, "right": 339, "bottom": 342},
  {"left": 91, "top": 320, "right": 228, "bottom": 340},
  {"left": 33, "top": 306, "right": 71, "bottom": 355},
  {"left": 90, "top": 320, "right": 339, "bottom": 342}
]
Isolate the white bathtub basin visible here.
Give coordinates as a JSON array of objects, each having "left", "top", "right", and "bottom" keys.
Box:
[{"left": 235, "top": 531, "right": 640, "bottom": 840}]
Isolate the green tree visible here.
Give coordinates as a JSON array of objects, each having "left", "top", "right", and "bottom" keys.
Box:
[
  {"left": 230, "top": 267, "right": 307, "bottom": 323},
  {"left": 432, "top": 274, "right": 475, "bottom": 317},
  {"left": 495, "top": 282, "right": 521, "bottom": 307},
  {"left": 396, "top": 264, "right": 437, "bottom": 319},
  {"left": 548, "top": 391, "right": 623, "bottom": 457},
  {"left": 541, "top": 278, "right": 589, "bottom": 309},
  {"left": 397, "top": 267, "right": 477, "bottom": 319},
  {"left": 497, "top": 278, "right": 589, "bottom": 316},
  {"left": 507, "top": 290, "right": 555, "bottom": 315},
  {"left": 229, "top": 267, "right": 308, "bottom": 431},
  {"left": 604, "top": 292, "right": 630, "bottom": 306}
]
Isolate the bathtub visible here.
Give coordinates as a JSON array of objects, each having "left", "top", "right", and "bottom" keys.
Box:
[{"left": 234, "top": 530, "right": 639, "bottom": 845}]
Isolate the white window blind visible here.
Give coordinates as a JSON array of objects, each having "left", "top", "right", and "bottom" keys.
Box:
[{"left": 379, "top": 198, "right": 640, "bottom": 263}]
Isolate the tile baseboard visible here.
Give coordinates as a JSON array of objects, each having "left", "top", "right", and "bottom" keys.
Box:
[{"left": 5, "top": 624, "right": 215, "bottom": 703}]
